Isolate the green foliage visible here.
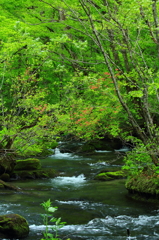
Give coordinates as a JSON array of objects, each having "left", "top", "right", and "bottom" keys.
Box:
[
  {"left": 55, "top": 71, "right": 123, "bottom": 140},
  {"left": 122, "top": 142, "right": 154, "bottom": 176},
  {"left": 40, "top": 199, "right": 66, "bottom": 240},
  {"left": 1, "top": 0, "right": 159, "bottom": 172}
]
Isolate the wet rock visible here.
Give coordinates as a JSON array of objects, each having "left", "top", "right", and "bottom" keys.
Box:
[
  {"left": 12, "top": 169, "right": 58, "bottom": 180},
  {"left": 0, "top": 214, "right": 29, "bottom": 239}
]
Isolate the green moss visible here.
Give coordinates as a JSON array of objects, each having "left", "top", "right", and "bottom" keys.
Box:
[
  {"left": 14, "top": 158, "right": 41, "bottom": 170},
  {"left": 106, "top": 171, "right": 126, "bottom": 178},
  {"left": 94, "top": 172, "right": 113, "bottom": 181},
  {"left": 126, "top": 173, "right": 159, "bottom": 200},
  {"left": 94, "top": 170, "right": 126, "bottom": 181},
  {"left": 0, "top": 214, "right": 29, "bottom": 238}
]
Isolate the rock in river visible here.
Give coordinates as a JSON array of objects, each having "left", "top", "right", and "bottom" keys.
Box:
[{"left": 0, "top": 213, "right": 29, "bottom": 239}]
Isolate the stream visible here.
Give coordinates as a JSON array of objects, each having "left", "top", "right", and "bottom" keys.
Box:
[{"left": 1, "top": 146, "right": 159, "bottom": 240}]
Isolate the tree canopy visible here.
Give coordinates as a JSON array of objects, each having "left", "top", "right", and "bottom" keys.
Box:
[{"left": 1, "top": 0, "right": 159, "bottom": 174}]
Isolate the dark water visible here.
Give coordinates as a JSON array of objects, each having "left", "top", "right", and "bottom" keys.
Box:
[{"left": 1, "top": 147, "right": 159, "bottom": 240}]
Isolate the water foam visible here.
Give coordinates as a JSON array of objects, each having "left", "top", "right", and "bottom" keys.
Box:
[
  {"left": 51, "top": 174, "right": 86, "bottom": 187},
  {"left": 50, "top": 148, "right": 90, "bottom": 160}
]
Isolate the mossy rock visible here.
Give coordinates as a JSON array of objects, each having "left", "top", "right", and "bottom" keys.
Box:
[
  {"left": 0, "top": 213, "right": 29, "bottom": 239},
  {"left": 14, "top": 158, "right": 41, "bottom": 170},
  {"left": 125, "top": 173, "right": 159, "bottom": 198},
  {"left": 94, "top": 170, "right": 126, "bottom": 181},
  {"left": 94, "top": 172, "right": 113, "bottom": 181},
  {"left": 0, "top": 173, "right": 10, "bottom": 182},
  {"left": 106, "top": 171, "right": 126, "bottom": 178},
  {"left": 12, "top": 168, "right": 58, "bottom": 180}
]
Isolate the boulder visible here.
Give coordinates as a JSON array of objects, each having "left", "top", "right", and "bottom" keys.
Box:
[
  {"left": 14, "top": 158, "right": 41, "bottom": 170},
  {"left": 12, "top": 169, "right": 58, "bottom": 180},
  {"left": 0, "top": 173, "right": 10, "bottom": 182},
  {"left": 0, "top": 214, "right": 29, "bottom": 239},
  {"left": 12, "top": 158, "right": 58, "bottom": 180}
]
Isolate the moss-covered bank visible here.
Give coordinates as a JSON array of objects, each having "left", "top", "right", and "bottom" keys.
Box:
[{"left": 126, "top": 173, "right": 159, "bottom": 203}]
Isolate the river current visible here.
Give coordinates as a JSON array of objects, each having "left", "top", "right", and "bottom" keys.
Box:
[{"left": 1, "top": 146, "right": 159, "bottom": 240}]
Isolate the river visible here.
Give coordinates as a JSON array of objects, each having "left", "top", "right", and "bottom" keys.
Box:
[{"left": 1, "top": 146, "right": 159, "bottom": 240}]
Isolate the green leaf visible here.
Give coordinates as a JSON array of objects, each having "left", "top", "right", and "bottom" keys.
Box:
[{"left": 48, "top": 207, "right": 57, "bottom": 213}]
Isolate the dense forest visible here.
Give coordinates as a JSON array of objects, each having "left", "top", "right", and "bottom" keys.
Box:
[{"left": 1, "top": 0, "right": 159, "bottom": 176}]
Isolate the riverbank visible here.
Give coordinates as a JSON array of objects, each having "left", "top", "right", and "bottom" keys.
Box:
[
  {"left": 126, "top": 172, "right": 159, "bottom": 204},
  {"left": 0, "top": 148, "right": 158, "bottom": 239}
]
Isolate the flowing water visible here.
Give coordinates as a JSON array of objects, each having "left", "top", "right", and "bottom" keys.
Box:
[{"left": 1, "top": 146, "right": 159, "bottom": 240}]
